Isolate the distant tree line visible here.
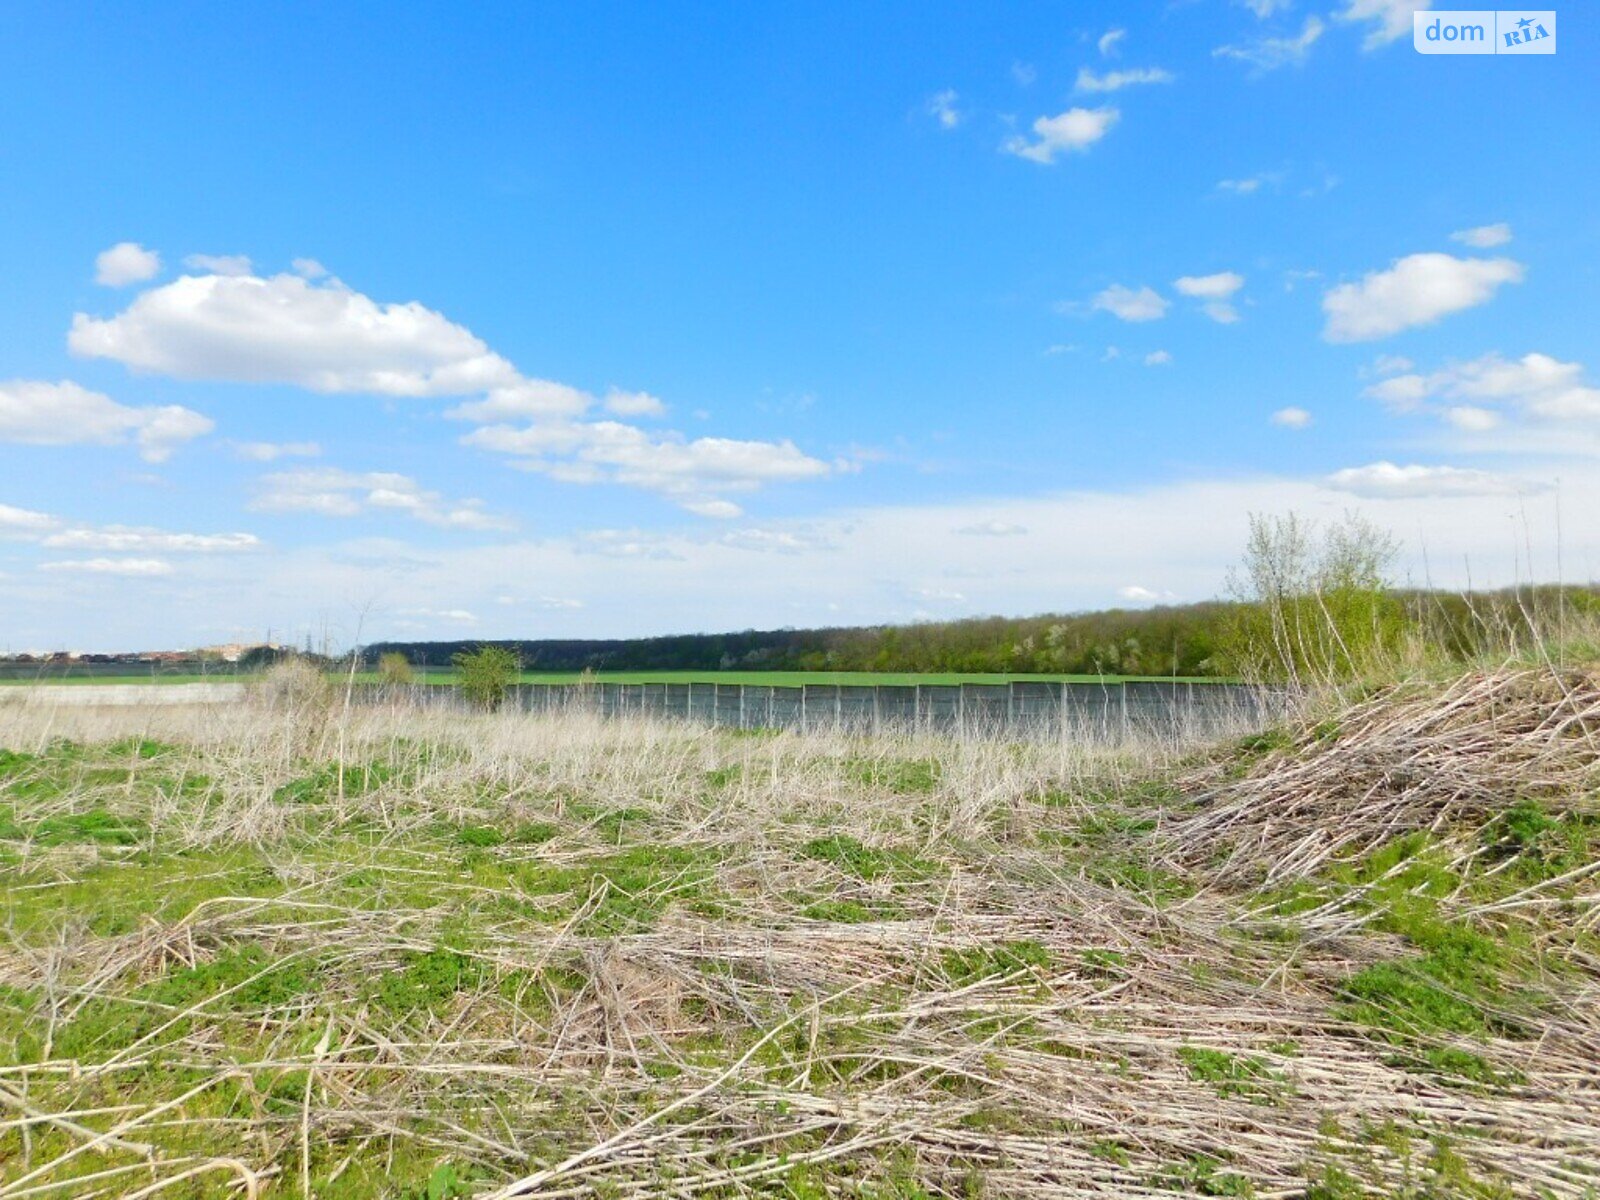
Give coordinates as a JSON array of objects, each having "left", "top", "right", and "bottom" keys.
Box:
[{"left": 361, "top": 582, "right": 1599, "bottom": 681}]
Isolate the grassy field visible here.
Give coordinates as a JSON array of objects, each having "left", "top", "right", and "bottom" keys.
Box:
[
  {"left": 0, "top": 670, "right": 1215, "bottom": 688},
  {"left": 1, "top": 668, "right": 1597, "bottom": 1197}
]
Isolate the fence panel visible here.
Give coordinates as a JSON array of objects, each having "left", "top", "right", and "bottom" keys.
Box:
[{"left": 355, "top": 678, "right": 1276, "bottom": 742}]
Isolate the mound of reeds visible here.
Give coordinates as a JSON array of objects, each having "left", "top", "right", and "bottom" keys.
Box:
[{"left": 1169, "top": 666, "right": 1600, "bottom": 884}]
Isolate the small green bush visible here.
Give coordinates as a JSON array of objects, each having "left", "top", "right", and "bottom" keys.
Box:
[{"left": 453, "top": 645, "right": 520, "bottom": 711}]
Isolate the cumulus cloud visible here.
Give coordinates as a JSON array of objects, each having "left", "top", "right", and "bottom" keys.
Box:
[
  {"left": 1237, "top": 0, "right": 1293, "bottom": 14},
  {"left": 0, "top": 379, "right": 212, "bottom": 461},
  {"left": 603, "top": 389, "right": 667, "bottom": 417},
  {"left": 1075, "top": 66, "right": 1174, "bottom": 92},
  {"left": 69, "top": 263, "right": 831, "bottom": 515},
  {"left": 1337, "top": 0, "right": 1430, "bottom": 49},
  {"left": 1144, "top": 350, "right": 1173, "bottom": 366},
  {"left": 1322, "top": 253, "right": 1524, "bottom": 342},
  {"left": 183, "top": 253, "right": 253, "bottom": 276},
  {"left": 926, "top": 89, "right": 962, "bottom": 129},
  {"left": 444, "top": 379, "right": 593, "bottom": 421},
  {"left": 1215, "top": 16, "right": 1324, "bottom": 70},
  {"left": 39, "top": 557, "right": 173, "bottom": 576},
  {"left": 231, "top": 440, "right": 322, "bottom": 462},
  {"left": 41, "top": 527, "right": 261, "bottom": 553},
  {"left": 1098, "top": 28, "right": 1126, "bottom": 57},
  {"left": 1174, "top": 271, "right": 1245, "bottom": 323},
  {"left": 70, "top": 271, "right": 520, "bottom": 396},
  {"left": 1451, "top": 223, "right": 1513, "bottom": 249},
  {"left": 1271, "top": 407, "right": 1313, "bottom": 428},
  {"left": 0, "top": 503, "right": 59, "bottom": 536},
  {"left": 291, "top": 258, "right": 328, "bottom": 279},
  {"left": 250, "top": 468, "right": 513, "bottom": 530},
  {"left": 1367, "top": 352, "right": 1600, "bottom": 423},
  {"left": 1326, "top": 462, "right": 1531, "bottom": 499},
  {"left": 1002, "top": 107, "right": 1118, "bottom": 163},
  {"left": 1091, "top": 284, "right": 1168, "bottom": 322},
  {"left": 463, "top": 420, "right": 831, "bottom": 517},
  {"left": 94, "top": 242, "right": 161, "bottom": 287}
]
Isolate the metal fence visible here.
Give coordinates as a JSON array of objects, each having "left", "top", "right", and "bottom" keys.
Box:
[{"left": 374, "top": 679, "right": 1282, "bottom": 742}]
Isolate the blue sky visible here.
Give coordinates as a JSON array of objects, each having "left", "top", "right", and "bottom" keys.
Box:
[{"left": 1, "top": 2, "right": 1596, "bottom": 651}]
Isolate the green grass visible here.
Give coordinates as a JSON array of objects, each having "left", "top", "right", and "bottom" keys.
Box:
[{"left": 1, "top": 682, "right": 1592, "bottom": 1200}]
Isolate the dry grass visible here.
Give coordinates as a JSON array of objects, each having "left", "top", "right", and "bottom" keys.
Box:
[{"left": 1, "top": 673, "right": 1597, "bottom": 1198}]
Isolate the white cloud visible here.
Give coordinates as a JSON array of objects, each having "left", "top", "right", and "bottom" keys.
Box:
[
  {"left": 0, "top": 379, "right": 212, "bottom": 462},
  {"left": 719, "top": 528, "right": 828, "bottom": 553},
  {"left": 1372, "top": 354, "right": 1415, "bottom": 376},
  {"left": 1326, "top": 462, "right": 1530, "bottom": 499},
  {"left": 1337, "top": 0, "right": 1431, "bottom": 50},
  {"left": 0, "top": 503, "right": 59, "bottom": 536},
  {"left": 1215, "top": 16, "right": 1324, "bottom": 69},
  {"left": 1173, "top": 272, "right": 1244, "bottom": 300},
  {"left": 682, "top": 499, "right": 744, "bottom": 520},
  {"left": 926, "top": 89, "right": 962, "bottom": 129},
  {"left": 1322, "top": 253, "right": 1524, "bottom": 342},
  {"left": 1444, "top": 406, "right": 1500, "bottom": 432},
  {"left": 1365, "top": 373, "right": 1432, "bottom": 411},
  {"left": 1002, "top": 107, "right": 1119, "bottom": 163},
  {"left": 464, "top": 420, "right": 831, "bottom": 516},
  {"left": 231, "top": 440, "right": 322, "bottom": 461},
  {"left": 39, "top": 557, "right": 173, "bottom": 576},
  {"left": 1098, "top": 28, "right": 1126, "bottom": 57},
  {"left": 1144, "top": 350, "right": 1173, "bottom": 366},
  {"left": 70, "top": 271, "right": 520, "bottom": 397},
  {"left": 396, "top": 606, "right": 479, "bottom": 624},
  {"left": 291, "top": 258, "right": 328, "bottom": 279},
  {"left": 1119, "top": 585, "right": 1176, "bottom": 603},
  {"left": 1237, "top": 0, "right": 1294, "bottom": 14},
  {"left": 957, "top": 520, "right": 1028, "bottom": 537},
  {"left": 1174, "top": 272, "right": 1245, "bottom": 323},
  {"left": 41, "top": 527, "right": 261, "bottom": 553},
  {"left": 603, "top": 388, "right": 667, "bottom": 417},
  {"left": 183, "top": 253, "right": 253, "bottom": 276},
  {"left": 1216, "top": 176, "right": 1263, "bottom": 195},
  {"left": 94, "top": 242, "right": 161, "bottom": 287},
  {"left": 71, "top": 263, "right": 828, "bottom": 513},
  {"left": 1271, "top": 407, "right": 1313, "bottom": 428},
  {"left": 1092, "top": 284, "right": 1168, "bottom": 322},
  {"left": 250, "top": 468, "right": 513, "bottom": 530},
  {"left": 1367, "top": 352, "right": 1600, "bottom": 424},
  {"left": 444, "top": 379, "right": 593, "bottom": 421},
  {"left": 1451, "top": 222, "right": 1512, "bottom": 249},
  {"left": 1075, "top": 66, "right": 1174, "bottom": 93}
]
